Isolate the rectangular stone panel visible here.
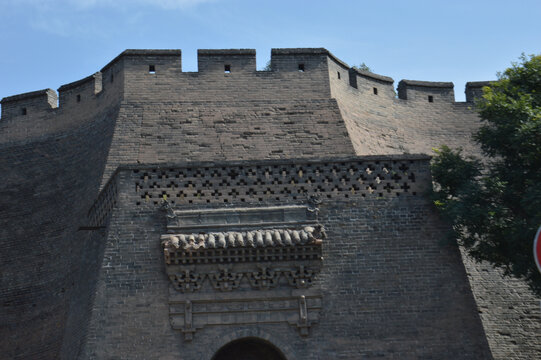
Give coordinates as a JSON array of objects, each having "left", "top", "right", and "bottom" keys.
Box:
[{"left": 167, "top": 205, "right": 317, "bottom": 232}]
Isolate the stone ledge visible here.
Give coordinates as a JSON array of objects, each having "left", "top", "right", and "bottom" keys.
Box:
[
  {"left": 352, "top": 68, "right": 394, "bottom": 83},
  {"left": 466, "top": 81, "right": 494, "bottom": 88},
  {"left": 398, "top": 80, "right": 455, "bottom": 89},
  {"left": 1, "top": 88, "right": 57, "bottom": 104},
  {"left": 198, "top": 49, "right": 256, "bottom": 56},
  {"left": 399, "top": 79, "right": 454, "bottom": 88}
]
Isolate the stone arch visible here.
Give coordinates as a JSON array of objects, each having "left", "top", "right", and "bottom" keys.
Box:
[
  {"left": 211, "top": 337, "right": 287, "bottom": 360},
  {"left": 201, "top": 328, "right": 296, "bottom": 360}
]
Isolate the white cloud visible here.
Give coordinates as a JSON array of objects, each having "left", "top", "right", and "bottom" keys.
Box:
[
  {"left": 6, "top": 0, "right": 216, "bottom": 37},
  {"left": 138, "top": 0, "right": 215, "bottom": 9},
  {"left": 65, "top": 0, "right": 215, "bottom": 10},
  {"left": 8, "top": 0, "right": 215, "bottom": 11}
]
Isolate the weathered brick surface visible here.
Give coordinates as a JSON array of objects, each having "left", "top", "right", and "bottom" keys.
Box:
[
  {"left": 461, "top": 252, "right": 541, "bottom": 359},
  {"left": 0, "top": 109, "right": 117, "bottom": 359},
  {"left": 81, "top": 158, "right": 491, "bottom": 359},
  {"left": 327, "top": 58, "right": 482, "bottom": 156},
  {"left": 102, "top": 99, "right": 355, "bottom": 185},
  {"left": 0, "top": 48, "right": 538, "bottom": 359}
]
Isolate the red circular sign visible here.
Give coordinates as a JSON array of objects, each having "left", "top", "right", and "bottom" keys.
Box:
[{"left": 535, "top": 225, "right": 541, "bottom": 274}]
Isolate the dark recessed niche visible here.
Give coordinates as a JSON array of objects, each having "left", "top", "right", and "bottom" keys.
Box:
[
  {"left": 224, "top": 64, "right": 231, "bottom": 73},
  {"left": 428, "top": 95, "right": 434, "bottom": 103},
  {"left": 110, "top": 73, "right": 114, "bottom": 83},
  {"left": 149, "top": 65, "right": 156, "bottom": 74},
  {"left": 76, "top": 94, "right": 81, "bottom": 102},
  {"left": 21, "top": 107, "right": 27, "bottom": 115},
  {"left": 337, "top": 71, "right": 341, "bottom": 79},
  {"left": 373, "top": 87, "right": 378, "bottom": 95},
  {"left": 298, "top": 64, "right": 305, "bottom": 72}
]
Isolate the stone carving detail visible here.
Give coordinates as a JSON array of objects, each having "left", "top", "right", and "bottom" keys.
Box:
[
  {"left": 285, "top": 265, "right": 318, "bottom": 289},
  {"left": 208, "top": 267, "right": 243, "bottom": 291},
  {"left": 247, "top": 266, "right": 281, "bottom": 290},
  {"left": 169, "top": 291, "right": 323, "bottom": 341},
  {"left": 297, "top": 295, "right": 310, "bottom": 336},
  {"left": 161, "top": 226, "right": 325, "bottom": 251},
  {"left": 182, "top": 300, "right": 196, "bottom": 341},
  {"left": 161, "top": 205, "right": 324, "bottom": 340},
  {"left": 169, "top": 269, "right": 204, "bottom": 293},
  {"left": 160, "top": 199, "right": 177, "bottom": 220},
  {"left": 165, "top": 266, "right": 320, "bottom": 292}
]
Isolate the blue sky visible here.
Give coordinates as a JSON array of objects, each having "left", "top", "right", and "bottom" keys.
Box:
[{"left": 1, "top": 0, "right": 540, "bottom": 101}]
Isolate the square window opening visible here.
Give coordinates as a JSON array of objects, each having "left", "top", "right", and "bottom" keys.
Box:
[
  {"left": 428, "top": 95, "right": 434, "bottom": 103},
  {"left": 149, "top": 65, "right": 156, "bottom": 74},
  {"left": 298, "top": 64, "right": 305, "bottom": 72},
  {"left": 224, "top": 64, "right": 231, "bottom": 73}
]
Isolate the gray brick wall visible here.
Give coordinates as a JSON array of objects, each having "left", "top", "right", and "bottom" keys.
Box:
[
  {"left": 0, "top": 48, "right": 538, "bottom": 359},
  {"left": 0, "top": 108, "right": 117, "bottom": 359},
  {"left": 81, "top": 158, "right": 491, "bottom": 359}
]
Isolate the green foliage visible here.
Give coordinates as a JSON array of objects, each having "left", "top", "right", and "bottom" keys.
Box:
[
  {"left": 262, "top": 60, "right": 272, "bottom": 71},
  {"left": 356, "top": 62, "right": 372, "bottom": 72},
  {"left": 431, "top": 54, "right": 541, "bottom": 295}
]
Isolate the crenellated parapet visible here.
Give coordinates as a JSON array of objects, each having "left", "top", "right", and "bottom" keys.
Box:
[
  {"left": 270, "top": 48, "right": 330, "bottom": 72},
  {"left": 198, "top": 49, "right": 256, "bottom": 73},
  {"left": 0, "top": 48, "right": 493, "bottom": 134},
  {"left": 58, "top": 72, "right": 102, "bottom": 107},
  {"left": 397, "top": 79, "right": 455, "bottom": 102},
  {"left": 1, "top": 88, "right": 57, "bottom": 118},
  {"left": 465, "top": 81, "right": 493, "bottom": 103}
]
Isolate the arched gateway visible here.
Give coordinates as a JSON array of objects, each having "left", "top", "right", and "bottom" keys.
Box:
[{"left": 212, "top": 337, "right": 287, "bottom": 360}]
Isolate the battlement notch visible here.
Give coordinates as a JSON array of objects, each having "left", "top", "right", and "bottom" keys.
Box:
[
  {"left": 270, "top": 48, "right": 330, "bottom": 72},
  {"left": 465, "top": 81, "right": 494, "bottom": 102},
  {"left": 58, "top": 72, "right": 102, "bottom": 107},
  {"left": 1, "top": 88, "right": 57, "bottom": 119},
  {"left": 397, "top": 79, "right": 454, "bottom": 102},
  {"left": 101, "top": 49, "right": 182, "bottom": 72},
  {"left": 197, "top": 49, "right": 256, "bottom": 73}
]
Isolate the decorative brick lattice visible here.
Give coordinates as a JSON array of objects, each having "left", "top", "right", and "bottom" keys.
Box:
[{"left": 132, "top": 158, "right": 425, "bottom": 206}]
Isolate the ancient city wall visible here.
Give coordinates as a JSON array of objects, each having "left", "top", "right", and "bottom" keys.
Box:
[
  {"left": 0, "top": 108, "right": 118, "bottom": 359},
  {"left": 80, "top": 156, "right": 491, "bottom": 359},
  {"left": 1, "top": 48, "right": 485, "bottom": 159},
  {"left": 326, "top": 56, "right": 482, "bottom": 156},
  {"left": 1, "top": 48, "right": 538, "bottom": 359}
]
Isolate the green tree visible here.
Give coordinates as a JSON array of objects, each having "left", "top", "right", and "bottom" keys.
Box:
[
  {"left": 431, "top": 54, "right": 541, "bottom": 295},
  {"left": 356, "top": 62, "right": 372, "bottom": 72}
]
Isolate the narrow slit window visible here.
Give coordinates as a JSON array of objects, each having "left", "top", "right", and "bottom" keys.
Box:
[
  {"left": 110, "top": 73, "right": 114, "bottom": 83},
  {"left": 373, "top": 87, "right": 378, "bottom": 95},
  {"left": 21, "top": 107, "right": 27, "bottom": 115},
  {"left": 298, "top": 64, "right": 305, "bottom": 72},
  {"left": 76, "top": 94, "right": 81, "bottom": 102},
  {"left": 337, "top": 71, "right": 341, "bottom": 79},
  {"left": 428, "top": 95, "right": 434, "bottom": 103},
  {"left": 149, "top": 65, "right": 156, "bottom": 74},
  {"left": 224, "top": 64, "right": 231, "bottom": 73}
]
